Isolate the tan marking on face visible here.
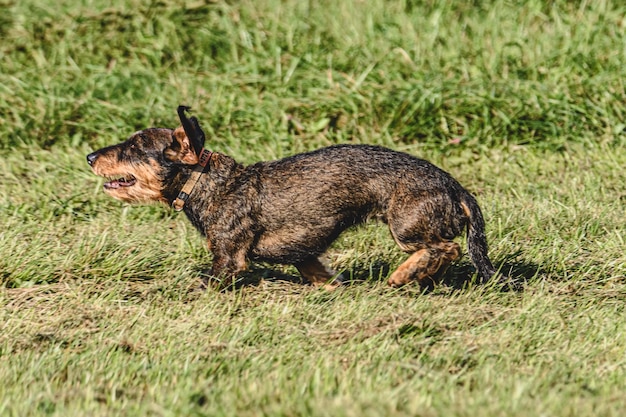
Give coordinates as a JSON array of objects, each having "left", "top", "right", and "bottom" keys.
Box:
[{"left": 91, "top": 151, "right": 165, "bottom": 204}]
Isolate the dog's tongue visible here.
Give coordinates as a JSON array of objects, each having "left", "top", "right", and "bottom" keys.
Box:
[{"left": 104, "top": 177, "right": 136, "bottom": 189}]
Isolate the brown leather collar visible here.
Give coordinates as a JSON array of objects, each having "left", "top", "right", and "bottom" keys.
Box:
[{"left": 172, "top": 148, "right": 213, "bottom": 211}]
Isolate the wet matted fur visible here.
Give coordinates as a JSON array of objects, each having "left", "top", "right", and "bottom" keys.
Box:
[{"left": 87, "top": 106, "right": 502, "bottom": 290}]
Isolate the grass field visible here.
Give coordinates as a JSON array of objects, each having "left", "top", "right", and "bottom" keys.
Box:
[{"left": 1, "top": 0, "right": 625, "bottom": 415}]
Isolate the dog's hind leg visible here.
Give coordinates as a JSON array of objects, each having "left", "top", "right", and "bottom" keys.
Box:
[
  {"left": 386, "top": 193, "right": 464, "bottom": 289},
  {"left": 295, "top": 257, "right": 343, "bottom": 290},
  {"left": 387, "top": 241, "right": 461, "bottom": 290}
]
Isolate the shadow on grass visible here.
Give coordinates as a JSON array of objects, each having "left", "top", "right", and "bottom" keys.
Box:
[
  {"left": 194, "top": 251, "right": 543, "bottom": 293},
  {"left": 196, "top": 264, "right": 305, "bottom": 291},
  {"left": 440, "top": 257, "right": 543, "bottom": 292}
]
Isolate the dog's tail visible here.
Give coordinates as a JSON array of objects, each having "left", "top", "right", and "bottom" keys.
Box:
[{"left": 461, "top": 193, "right": 496, "bottom": 283}]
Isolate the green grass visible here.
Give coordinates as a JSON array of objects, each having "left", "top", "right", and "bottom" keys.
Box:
[{"left": 1, "top": 0, "right": 626, "bottom": 415}]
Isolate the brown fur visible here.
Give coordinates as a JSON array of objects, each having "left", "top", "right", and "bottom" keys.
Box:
[{"left": 87, "top": 106, "right": 501, "bottom": 290}]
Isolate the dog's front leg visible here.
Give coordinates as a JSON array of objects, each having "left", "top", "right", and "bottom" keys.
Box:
[{"left": 201, "top": 247, "right": 247, "bottom": 290}]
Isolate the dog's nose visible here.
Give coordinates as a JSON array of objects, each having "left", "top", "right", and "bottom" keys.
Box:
[{"left": 86, "top": 152, "right": 98, "bottom": 166}]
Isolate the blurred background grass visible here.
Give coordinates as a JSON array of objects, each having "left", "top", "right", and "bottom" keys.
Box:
[{"left": 1, "top": 0, "right": 624, "bottom": 154}]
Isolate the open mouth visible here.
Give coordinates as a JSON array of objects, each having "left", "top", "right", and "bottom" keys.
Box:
[{"left": 103, "top": 175, "right": 137, "bottom": 189}]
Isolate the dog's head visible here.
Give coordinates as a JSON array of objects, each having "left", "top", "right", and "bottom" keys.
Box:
[{"left": 86, "top": 106, "right": 206, "bottom": 204}]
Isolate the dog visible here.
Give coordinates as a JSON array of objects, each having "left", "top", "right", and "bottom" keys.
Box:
[{"left": 87, "top": 106, "right": 500, "bottom": 290}]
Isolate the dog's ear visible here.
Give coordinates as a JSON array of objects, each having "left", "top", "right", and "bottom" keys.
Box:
[
  {"left": 165, "top": 126, "right": 200, "bottom": 165},
  {"left": 164, "top": 106, "right": 207, "bottom": 165},
  {"left": 177, "top": 105, "right": 205, "bottom": 155}
]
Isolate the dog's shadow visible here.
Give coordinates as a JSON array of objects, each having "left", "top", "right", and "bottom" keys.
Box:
[
  {"left": 195, "top": 252, "right": 542, "bottom": 293},
  {"left": 196, "top": 265, "right": 305, "bottom": 290},
  {"left": 440, "top": 258, "right": 544, "bottom": 291},
  {"left": 340, "top": 254, "right": 543, "bottom": 292}
]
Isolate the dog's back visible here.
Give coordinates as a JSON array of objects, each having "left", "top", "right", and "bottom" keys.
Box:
[{"left": 254, "top": 144, "right": 468, "bottom": 222}]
